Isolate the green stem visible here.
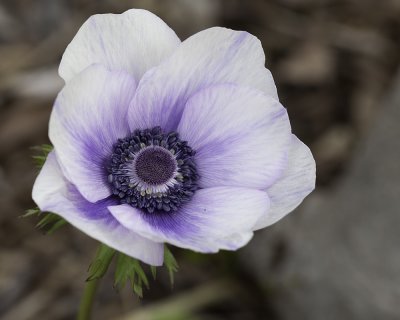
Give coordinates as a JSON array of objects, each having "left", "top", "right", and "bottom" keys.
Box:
[
  {"left": 77, "top": 243, "right": 115, "bottom": 320},
  {"left": 77, "top": 277, "right": 100, "bottom": 320}
]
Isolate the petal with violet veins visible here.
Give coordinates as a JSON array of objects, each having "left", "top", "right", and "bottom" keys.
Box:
[
  {"left": 49, "top": 65, "right": 136, "bottom": 203},
  {"left": 109, "top": 187, "right": 270, "bottom": 253},
  {"left": 128, "top": 27, "right": 278, "bottom": 132},
  {"left": 254, "top": 135, "right": 316, "bottom": 230},
  {"left": 32, "top": 152, "right": 164, "bottom": 266},
  {"left": 59, "top": 9, "right": 181, "bottom": 82},
  {"left": 178, "top": 84, "right": 291, "bottom": 190}
]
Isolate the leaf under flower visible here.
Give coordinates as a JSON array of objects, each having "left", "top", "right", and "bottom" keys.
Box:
[
  {"left": 113, "top": 246, "right": 179, "bottom": 297},
  {"left": 28, "top": 143, "right": 179, "bottom": 296},
  {"left": 164, "top": 245, "right": 179, "bottom": 286},
  {"left": 31, "top": 144, "right": 53, "bottom": 169},
  {"left": 23, "top": 206, "right": 67, "bottom": 235},
  {"left": 22, "top": 207, "right": 41, "bottom": 217},
  {"left": 87, "top": 244, "right": 115, "bottom": 281}
]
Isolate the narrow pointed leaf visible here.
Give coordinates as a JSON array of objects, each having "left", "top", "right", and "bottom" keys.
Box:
[
  {"left": 164, "top": 245, "right": 179, "bottom": 286},
  {"left": 132, "top": 259, "right": 149, "bottom": 288},
  {"left": 31, "top": 144, "right": 53, "bottom": 168},
  {"left": 87, "top": 244, "right": 115, "bottom": 281},
  {"left": 22, "top": 207, "right": 41, "bottom": 218},
  {"left": 114, "top": 253, "right": 132, "bottom": 289},
  {"left": 36, "top": 213, "right": 62, "bottom": 228},
  {"left": 133, "top": 281, "right": 143, "bottom": 298},
  {"left": 46, "top": 219, "right": 68, "bottom": 235},
  {"left": 150, "top": 265, "right": 157, "bottom": 280}
]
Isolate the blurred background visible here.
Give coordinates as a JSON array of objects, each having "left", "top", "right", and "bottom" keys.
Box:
[{"left": 1, "top": 0, "right": 400, "bottom": 319}]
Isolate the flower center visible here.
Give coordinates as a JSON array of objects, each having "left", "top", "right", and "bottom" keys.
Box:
[
  {"left": 107, "top": 127, "right": 198, "bottom": 213},
  {"left": 134, "top": 147, "right": 177, "bottom": 186}
]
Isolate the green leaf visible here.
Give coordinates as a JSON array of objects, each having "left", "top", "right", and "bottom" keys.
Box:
[
  {"left": 36, "top": 144, "right": 53, "bottom": 153},
  {"left": 22, "top": 207, "right": 41, "bottom": 218},
  {"left": 114, "top": 253, "right": 133, "bottom": 289},
  {"left": 35, "top": 212, "right": 66, "bottom": 234},
  {"left": 133, "top": 281, "right": 143, "bottom": 298},
  {"left": 164, "top": 245, "right": 179, "bottom": 286},
  {"left": 132, "top": 259, "right": 149, "bottom": 288},
  {"left": 31, "top": 144, "right": 53, "bottom": 168},
  {"left": 36, "top": 213, "right": 62, "bottom": 229},
  {"left": 150, "top": 265, "right": 157, "bottom": 280},
  {"left": 87, "top": 244, "right": 115, "bottom": 281},
  {"left": 114, "top": 252, "right": 150, "bottom": 297},
  {"left": 46, "top": 218, "right": 68, "bottom": 235},
  {"left": 26, "top": 145, "right": 62, "bottom": 233},
  {"left": 24, "top": 204, "right": 67, "bottom": 235},
  {"left": 23, "top": 207, "right": 67, "bottom": 234}
]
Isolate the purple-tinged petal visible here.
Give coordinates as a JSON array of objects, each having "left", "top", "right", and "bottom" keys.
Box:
[
  {"left": 59, "top": 9, "right": 181, "bottom": 82},
  {"left": 254, "top": 135, "right": 316, "bottom": 230},
  {"left": 109, "top": 187, "right": 269, "bottom": 253},
  {"left": 32, "top": 152, "right": 164, "bottom": 266},
  {"left": 49, "top": 65, "right": 136, "bottom": 203},
  {"left": 128, "top": 27, "right": 277, "bottom": 132},
  {"left": 178, "top": 84, "right": 291, "bottom": 190}
]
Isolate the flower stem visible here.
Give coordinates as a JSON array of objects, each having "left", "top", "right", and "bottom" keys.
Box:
[
  {"left": 77, "top": 243, "right": 115, "bottom": 319},
  {"left": 77, "top": 277, "right": 100, "bottom": 320}
]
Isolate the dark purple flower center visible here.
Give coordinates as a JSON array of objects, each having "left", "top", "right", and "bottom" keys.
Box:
[
  {"left": 134, "top": 147, "right": 177, "bottom": 185},
  {"left": 107, "top": 126, "right": 198, "bottom": 214}
]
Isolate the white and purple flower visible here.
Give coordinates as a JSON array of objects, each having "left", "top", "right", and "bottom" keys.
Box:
[{"left": 32, "top": 9, "right": 315, "bottom": 266}]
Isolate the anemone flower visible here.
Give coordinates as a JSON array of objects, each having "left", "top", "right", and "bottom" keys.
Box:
[{"left": 32, "top": 9, "right": 315, "bottom": 267}]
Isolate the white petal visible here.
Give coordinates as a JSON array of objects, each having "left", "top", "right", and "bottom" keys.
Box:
[
  {"left": 32, "top": 152, "right": 164, "bottom": 266},
  {"left": 129, "top": 27, "right": 278, "bottom": 132},
  {"left": 214, "top": 232, "right": 254, "bottom": 251},
  {"left": 59, "top": 9, "right": 181, "bottom": 82},
  {"left": 178, "top": 84, "right": 292, "bottom": 189},
  {"left": 49, "top": 65, "right": 136, "bottom": 203},
  {"left": 109, "top": 187, "right": 269, "bottom": 253},
  {"left": 254, "top": 135, "right": 316, "bottom": 230}
]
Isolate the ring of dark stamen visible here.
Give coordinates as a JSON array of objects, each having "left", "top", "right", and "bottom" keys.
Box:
[{"left": 107, "top": 126, "right": 198, "bottom": 214}]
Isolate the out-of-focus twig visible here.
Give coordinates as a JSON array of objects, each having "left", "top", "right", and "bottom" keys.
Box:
[
  {"left": 0, "top": 14, "right": 85, "bottom": 76},
  {"left": 252, "top": 1, "right": 396, "bottom": 62},
  {"left": 117, "top": 279, "right": 239, "bottom": 320},
  {"left": 1, "top": 254, "right": 82, "bottom": 320},
  {"left": 0, "top": 67, "right": 62, "bottom": 99}
]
